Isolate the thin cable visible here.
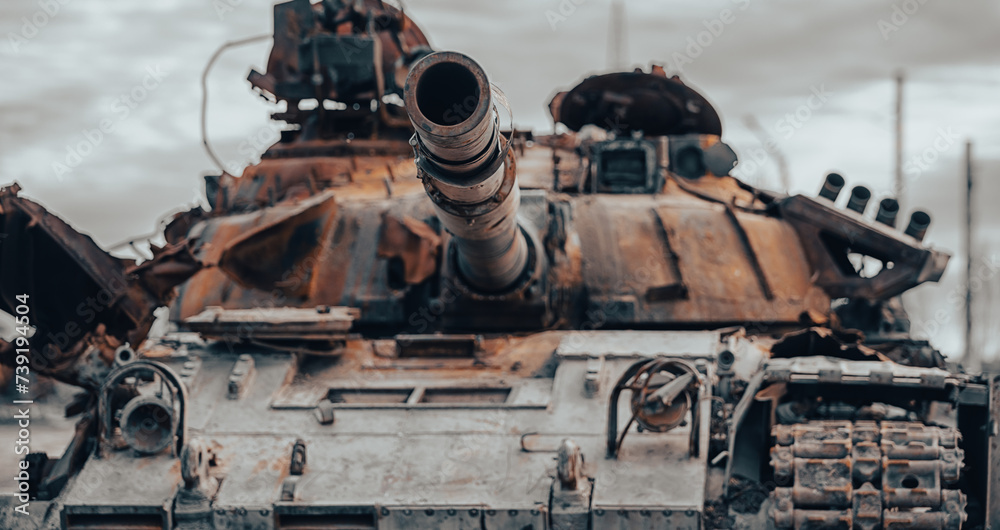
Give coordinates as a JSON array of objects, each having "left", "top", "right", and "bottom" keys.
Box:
[{"left": 201, "top": 34, "right": 272, "bottom": 176}]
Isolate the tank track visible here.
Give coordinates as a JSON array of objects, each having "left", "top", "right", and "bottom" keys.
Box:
[{"left": 769, "top": 420, "right": 967, "bottom": 529}]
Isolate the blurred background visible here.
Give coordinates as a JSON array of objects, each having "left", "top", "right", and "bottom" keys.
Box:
[{"left": 1, "top": 0, "right": 998, "bottom": 364}]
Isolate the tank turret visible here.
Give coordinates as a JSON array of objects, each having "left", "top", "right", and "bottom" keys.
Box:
[{"left": 403, "top": 52, "right": 530, "bottom": 292}]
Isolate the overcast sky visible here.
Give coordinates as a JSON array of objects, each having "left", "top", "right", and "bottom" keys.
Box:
[{"left": 1, "top": 0, "right": 998, "bottom": 360}]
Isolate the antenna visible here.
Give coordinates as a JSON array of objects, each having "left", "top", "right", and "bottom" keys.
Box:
[{"left": 608, "top": 0, "right": 627, "bottom": 71}]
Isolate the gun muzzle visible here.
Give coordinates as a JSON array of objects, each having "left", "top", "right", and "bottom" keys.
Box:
[
  {"left": 876, "top": 198, "right": 899, "bottom": 227},
  {"left": 846, "top": 185, "right": 871, "bottom": 214},
  {"left": 904, "top": 210, "right": 931, "bottom": 241},
  {"left": 404, "top": 52, "right": 528, "bottom": 292},
  {"left": 818, "top": 172, "right": 845, "bottom": 202}
]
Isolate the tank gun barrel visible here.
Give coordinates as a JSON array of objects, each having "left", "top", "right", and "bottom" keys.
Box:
[{"left": 404, "top": 52, "right": 529, "bottom": 292}]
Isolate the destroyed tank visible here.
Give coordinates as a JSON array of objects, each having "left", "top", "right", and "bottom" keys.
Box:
[{"left": 1, "top": 1, "right": 998, "bottom": 528}]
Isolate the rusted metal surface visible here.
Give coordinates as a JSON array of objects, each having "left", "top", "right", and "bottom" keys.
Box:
[
  {"left": 183, "top": 305, "right": 358, "bottom": 342},
  {"left": 247, "top": 0, "right": 430, "bottom": 130},
  {"left": 217, "top": 190, "right": 339, "bottom": 296},
  {"left": 0, "top": 184, "right": 199, "bottom": 389},
  {"left": 170, "top": 50, "right": 946, "bottom": 332},
  {"left": 227, "top": 353, "right": 256, "bottom": 400},
  {"left": 551, "top": 439, "right": 592, "bottom": 530},
  {"left": 376, "top": 214, "right": 442, "bottom": 286},
  {"left": 780, "top": 193, "right": 950, "bottom": 299},
  {"left": 204, "top": 152, "right": 421, "bottom": 214},
  {"left": 607, "top": 357, "right": 703, "bottom": 458},
  {"left": 770, "top": 327, "right": 893, "bottom": 362},
  {"left": 549, "top": 67, "right": 723, "bottom": 136},
  {"left": 98, "top": 360, "right": 188, "bottom": 458}
]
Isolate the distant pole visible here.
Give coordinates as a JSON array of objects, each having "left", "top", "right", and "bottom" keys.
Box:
[
  {"left": 608, "top": 0, "right": 626, "bottom": 71},
  {"left": 965, "top": 140, "right": 974, "bottom": 367},
  {"left": 894, "top": 71, "right": 904, "bottom": 205}
]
